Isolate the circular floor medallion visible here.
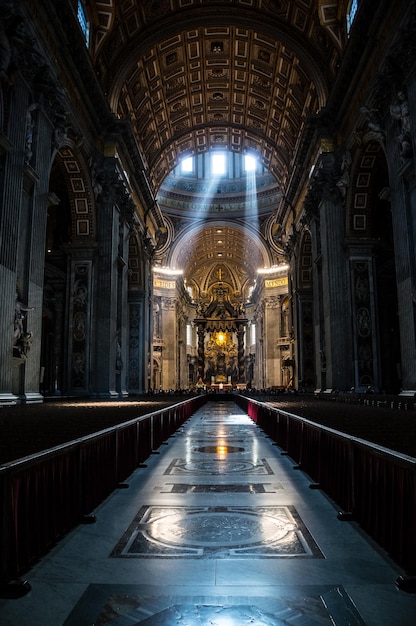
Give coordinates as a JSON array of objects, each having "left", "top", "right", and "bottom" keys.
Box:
[
  {"left": 149, "top": 511, "right": 295, "bottom": 547},
  {"left": 184, "top": 459, "right": 258, "bottom": 472}
]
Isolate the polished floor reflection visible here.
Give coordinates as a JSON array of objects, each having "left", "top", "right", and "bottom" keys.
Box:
[
  {"left": 111, "top": 504, "right": 323, "bottom": 558},
  {"left": 1, "top": 400, "right": 416, "bottom": 625}
]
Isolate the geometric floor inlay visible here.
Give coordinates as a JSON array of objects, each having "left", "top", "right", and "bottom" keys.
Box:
[
  {"left": 110, "top": 505, "right": 323, "bottom": 558},
  {"left": 164, "top": 458, "right": 274, "bottom": 475},
  {"left": 63, "top": 587, "right": 365, "bottom": 625},
  {"left": 158, "top": 482, "right": 282, "bottom": 493}
]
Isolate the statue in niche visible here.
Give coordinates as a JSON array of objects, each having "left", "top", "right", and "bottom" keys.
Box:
[
  {"left": 226, "top": 356, "right": 238, "bottom": 381},
  {"left": 89, "top": 157, "right": 104, "bottom": 199},
  {"left": 360, "top": 106, "right": 385, "bottom": 144},
  {"left": 336, "top": 150, "right": 352, "bottom": 200},
  {"left": 32, "top": 62, "right": 68, "bottom": 149},
  {"left": 355, "top": 275, "right": 369, "bottom": 304},
  {"left": 14, "top": 296, "right": 25, "bottom": 342},
  {"left": 390, "top": 90, "right": 412, "bottom": 158},
  {"left": 25, "top": 103, "right": 38, "bottom": 165},
  {"left": 73, "top": 279, "right": 87, "bottom": 308},
  {"left": 73, "top": 311, "right": 86, "bottom": 342},
  {"left": 115, "top": 333, "right": 123, "bottom": 371},
  {"left": 18, "top": 330, "right": 32, "bottom": 358},
  {"left": 14, "top": 291, "right": 35, "bottom": 357},
  {"left": 196, "top": 301, "right": 205, "bottom": 317},
  {"left": 0, "top": 5, "right": 26, "bottom": 86},
  {"left": 357, "top": 307, "right": 371, "bottom": 337},
  {"left": 72, "top": 352, "right": 85, "bottom": 378}
]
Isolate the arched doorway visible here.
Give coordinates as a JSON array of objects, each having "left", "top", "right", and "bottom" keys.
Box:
[{"left": 42, "top": 145, "right": 96, "bottom": 396}]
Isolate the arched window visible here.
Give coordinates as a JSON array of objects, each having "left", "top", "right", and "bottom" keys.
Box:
[
  {"left": 211, "top": 152, "right": 227, "bottom": 176},
  {"left": 181, "top": 156, "right": 194, "bottom": 174},
  {"left": 244, "top": 154, "right": 257, "bottom": 172},
  {"left": 347, "top": 0, "right": 358, "bottom": 35},
  {"left": 77, "top": 1, "right": 90, "bottom": 46},
  {"left": 250, "top": 323, "right": 256, "bottom": 346}
]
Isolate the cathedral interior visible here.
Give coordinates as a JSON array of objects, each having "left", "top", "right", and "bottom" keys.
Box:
[
  {"left": 2, "top": 3, "right": 416, "bottom": 623},
  {"left": 1, "top": 0, "right": 416, "bottom": 402}
]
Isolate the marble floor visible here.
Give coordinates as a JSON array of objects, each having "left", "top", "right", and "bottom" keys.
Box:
[{"left": 1, "top": 400, "right": 415, "bottom": 625}]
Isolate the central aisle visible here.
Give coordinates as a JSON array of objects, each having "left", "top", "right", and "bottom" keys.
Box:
[{"left": 1, "top": 400, "right": 415, "bottom": 625}]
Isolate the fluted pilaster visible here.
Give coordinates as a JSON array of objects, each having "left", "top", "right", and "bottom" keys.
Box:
[
  {"left": 0, "top": 81, "right": 31, "bottom": 402},
  {"left": 319, "top": 153, "right": 352, "bottom": 390}
]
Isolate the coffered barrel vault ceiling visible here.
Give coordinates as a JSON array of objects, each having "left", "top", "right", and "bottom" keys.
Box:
[
  {"left": 169, "top": 222, "right": 269, "bottom": 287},
  {"left": 89, "top": 0, "right": 346, "bottom": 284}
]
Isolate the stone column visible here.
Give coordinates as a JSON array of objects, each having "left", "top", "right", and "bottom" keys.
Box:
[
  {"left": 319, "top": 152, "right": 352, "bottom": 391},
  {"left": 196, "top": 322, "right": 205, "bottom": 380},
  {"left": 116, "top": 215, "right": 131, "bottom": 397},
  {"left": 176, "top": 306, "right": 188, "bottom": 390},
  {"left": 237, "top": 322, "right": 246, "bottom": 383},
  {"left": 52, "top": 288, "right": 65, "bottom": 394},
  {"left": 126, "top": 228, "right": 153, "bottom": 395},
  {"left": 309, "top": 217, "right": 324, "bottom": 391},
  {"left": 128, "top": 292, "right": 147, "bottom": 394},
  {"left": 0, "top": 80, "right": 28, "bottom": 404},
  {"left": 90, "top": 156, "right": 124, "bottom": 398},
  {"left": 160, "top": 296, "right": 177, "bottom": 390},
  {"left": 254, "top": 303, "right": 265, "bottom": 388},
  {"left": 264, "top": 297, "right": 280, "bottom": 387},
  {"left": 387, "top": 89, "right": 416, "bottom": 393},
  {"left": 94, "top": 205, "right": 119, "bottom": 397},
  {"left": 23, "top": 106, "right": 56, "bottom": 403}
]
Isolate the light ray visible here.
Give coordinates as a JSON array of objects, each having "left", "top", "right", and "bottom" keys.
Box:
[{"left": 244, "top": 154, "right": 260, "bottom": 263}]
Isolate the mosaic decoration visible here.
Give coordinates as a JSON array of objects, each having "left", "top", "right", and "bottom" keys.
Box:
[
  {"left": 164, "top": 458, "right": 274, "bottom": 475},
  {"left": 111, "top": 505, "right": 323, "bottom": 559}
]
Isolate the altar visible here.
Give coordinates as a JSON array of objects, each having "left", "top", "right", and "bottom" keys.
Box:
[
  {"left": 194, "top": 282, "right": 248, "bottom": 389},
  {"left": 209, "top": 383, "right": 233, "bottom": 392}
]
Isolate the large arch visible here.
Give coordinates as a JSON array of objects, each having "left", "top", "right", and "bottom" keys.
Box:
[
  {"left": 43, "top": 141, "right": 98, "bottom": 396},
  {"left": 103, "top": 4, "right": 334, "bottom": 192},
  {"left": 346, "top": 139, "right": 401, "bottom": 392},
  {"left": 168, "top": 220, "right": 273, "bottom": 271}
]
